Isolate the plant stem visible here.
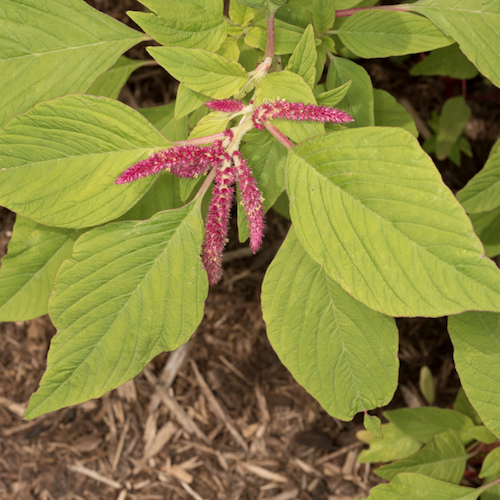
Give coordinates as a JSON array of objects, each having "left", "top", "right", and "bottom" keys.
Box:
[
  {"left": 335, "top": 4, "right": 408, "bottom": 18},
  {"left": 476, "top": 476, "right": 500, "bottom": 495},
  {"left": 265, "top": 122, "right": 294, "bottom": 149},
  {"left": 265, "top": 13, "right": 276, "bottom": 59},
  {"left": 175, "top": 133, "right": 227, "bottom": 146}
]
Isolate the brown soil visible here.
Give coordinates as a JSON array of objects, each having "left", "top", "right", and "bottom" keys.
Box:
[{"left": 1, "top": 1, "right": 500, "bottom": 499}]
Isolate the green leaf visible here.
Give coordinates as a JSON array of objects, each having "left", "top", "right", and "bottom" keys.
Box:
[
  {"left": 275, "top": 5, "right": 313, "bottom": 29},
  {"left": 128, "top": 0, "right": 227, "bottom": 52},
  {"left": 0, "top": 217, "right": 82, "bottom": 321},
  {"left": 174, "top": 84, "right": 211, "bottom": 121},
  {"left": 469, "top": 207, "right": 500, "bottom": 258},
  {"left": 313, "top": 0, "right": 336, "bottom": 34},
  {"left": 286, "top": 128, "right": 500, "bottom": 318},
  {"left": 0, "top": 0, "right": 146, "bottom": 129},
  {"left": 217, "top": 37, "right": 241, "bottom": 61},
  {"left": 326, "top": 57, "right": 374, "bottom": 127},
  {"left": 384, "top": 408, "right": 475, "bottom": 444},
  {"left": 373, "top": 89, "right": 418, "bottom": 137},
  {"left": 237, "top": 0, "right": 287, "bottom": 15},
  {"left": 24, "top": 201, "right": 208, "bottom": 419},
  {"left": 285, "top": 25, "right": 317, "bottom": 88},
  {"left": 480, "top": 448, "right": 500, "bottom": 479},
  {"left": 358, "top": 422, "right": 422, "bottom": 463},
  {"left": 419, "top": 365, "right": 435, "bottom": 405},
  {"left": 139, "top": 103, "right": 188, "bottom": 142},
  {"left": 410, "top": 44, "right": 479, "bottom": 80},
  {"left": 448, "top": 312, "right": 500, "bottom": 439},
  {"left": 338, "top": 10, "right": 453, "bottom": 58},
  {"left": 435, "top": 96, "right": 471, "bottom": 161},
  {"left": 262, "top": 228, "right": 398, "bottom": 421},
  {"left": 148, "top": 47, "right": 247, "bottom": 100},
  {"left": 315, "top": 46, "right": 327, "bottom": 84},
  {"left": 245, "top": 21, "right": 305, "bottom": 55},
  {"left": 457, "top": 143, "right": 500, "bottom": 214},
  {"left": 411, "top": 0, "right": 500, "bottom": 88},
  {"left": 362, "top": 473, "right": 479, "bottom": 500},
  {"left": 0, "top": 95, "right": 170, "bottom": 228},
  {"left": 255, "top": 71, "right": 324, "bottom": 143},
  {"left": 230, "top": 0, "right": 258, "bottom": 25},
  {"left": 316, "top": 80, "right": 352, "bottom": 108},
  {"left": 482, "top": 474, "right": 500, "bottom": 500},
  {"left": 375, "top": 430, "right": 467, "bottom": 483},
  {"left": 87, "top": 56, "right": 146, "bottom": 100},
  {"left": 364, "top": 414, "right": 383, "bottom": 438},
  {"left": 453, "top": 387, "right": 482, "bottom": 426},
  {"left": 188, "top": 112, "right": 231, "bottom": 140},
  {"left": 468, "top": 426, "right": 497, "bottom": 445}
]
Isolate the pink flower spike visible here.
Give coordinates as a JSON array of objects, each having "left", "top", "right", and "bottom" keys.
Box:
[
  {"left": 115, "top": 142, "right": 225, "bottom": 184},
  {"left": 252, "top": 101, "right": 353, "bottom": 129},
  {"left": 201, "top": 166, "right": 236, "bottom": 285},
  {"left": 234, "top": 156, "right": 264, "bottom": 254},
  {"left": 205, "top": 99, "right": 245, "bottom": 113}
]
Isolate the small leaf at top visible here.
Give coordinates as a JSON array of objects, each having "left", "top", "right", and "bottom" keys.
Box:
[{"left": 285, "top": 24, "right": 317, "bottom": 88}]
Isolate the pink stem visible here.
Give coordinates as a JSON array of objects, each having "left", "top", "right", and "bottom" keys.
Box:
[
  {"left": 265, "top": 13, "right": 275, "bottom": 59},
  {"left": 335, "top": 5, "right": 408, "bottom": 17},
  {"left": 264, "top": 122, "right": 294, "bottom": 149},
  {"left": 175, "top": 133, "right": 227, "bottom": 147}
]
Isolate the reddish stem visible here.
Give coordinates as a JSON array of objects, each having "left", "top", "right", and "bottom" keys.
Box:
[
  {"left": 265, "top": 13, "right": 275, "bottom": 59},
  {"left": 265, "top": 122, "right": 294, "bottom": 149},
  {"left": 175, "top": 132, "right": 227, "bottom": 147},
  {"left": 335, "top": 5, "right": 408, "bottom": 17}
]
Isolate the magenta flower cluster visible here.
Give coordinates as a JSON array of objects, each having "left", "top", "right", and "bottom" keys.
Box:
[{"left": 116, "top": 98, "right": 352, "bottom": 285}]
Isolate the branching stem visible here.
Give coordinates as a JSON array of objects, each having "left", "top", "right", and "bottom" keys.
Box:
[{"left": 264, "top": 122, "right": 294, "bottom": 149}]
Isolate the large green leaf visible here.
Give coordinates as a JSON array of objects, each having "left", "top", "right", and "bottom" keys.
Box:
[
  {"left": 384, "top": 408, "right": 474, "bottom": 444},
  {"left": 337, "top": 10, "right": 453, "bottom": 58},
  {"left": 0, "top": 217, "right": 82, "bottom": 321},
  {"left": 375, "top": 430, "right": 467, "bottom": 483},
  {"left": 410, "top": 0, "right": 500, "bottom": 87},
  {"left": 362, "top": 473, "right": 480, "bottom": 500},
  {"left": 148, "top": 47, "right": 247, "bottom": 99},
  {"left": 24, "top": 201, "right": 208, "bottom": 419},
  {"left": 87, "top": 56, "right": 146, "bottom": 100},
  {"left": 448, "top": 311, "right": 500, "bottom": 439},
  {"left": 457, "top": 144, "right": 500, "bottom": 213},
  {"left": 0, "top": 95, "right": 171, "bottom": 228},
  {"left": 326, "top": 57, "right": 374, "bottom": 127},
  {"left": 255, "top": 71, "right": 324, "bottom": 143},
  {"left": 0, "top": 0, "right": 146, "bottom": 129},
  {"left": 262, "top": 228, "right": 398, "bottom": 421},
  {"left": 128, "top": 0, "right": 227, "bottom": 52},
  {"left": 286, "top": 128, "right": 500, "bottom": 317}
]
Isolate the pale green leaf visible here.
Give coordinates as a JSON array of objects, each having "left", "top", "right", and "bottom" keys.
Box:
[
  {"left": 362, "top": 473, "right": 480, "bottom": 500},
  {"left": 436, "top": 96, "right": 471, "bottom": 161},
  {"left": 411, "top": 0, "right": 500, "bottom": 87},
  {"left": 139, "top": 103, "right": 188, "bottom": 142},
  {"left": 335, "top": 0, "right": 378, "bottom": 8},
  {"left": 287, "top": 128, "right": 500, "bottom": 317},
  {"left": 482, "top": 474, "right": 500, "bottom": 500},
  {"left": 338, "top": 10, "right": 453, "bottom": 58},
  {"left": 0, "top": 217, "right": 82, "bottom": 321},
  {"left": 262, "top": 228, "right": 398, "bottom": 421},
  {"left": 230, "top": 0, "right": 258, "bottom": 25},
  {"left": 373, "top": 89, "right": 418, "bottom": 137},
  {"left": 188, "top": 112, "right": 231, "bottom": 140},
  {"left": 24, "top": 201, "right": 208, "bottom": 419},
  {"left": 315, "top": 46, "right": 327, "bottom": 84},
  {"left": 453, "top": 388, "right": 482, "bottom": 426},
  {"left": 0, "top": 95, "right": 171, "bottom": 228},
  {"left": 410, "top": 44, "right": 478, "bottom": 80},
  {"left": 481, "top": 448, "right": 500, "bottom": 479},
  {"left": 313, "top": 0, "right": 336, "bottom": 34},
  {"left": 448, "top": 312, "right": 500, "bottom": 439},
  {"left": 375, "top": 430, "right": 467, "bottom": 483},
  {"left": 275, "top": 5, "right": 312, "bottom": 29},
  {"left": 237, "top": 0, "right": 287, "bottom": 15},
  {"left": 419, "top": 366, "right": 435, "bottom": 405},
  {"left": 0, "top": 0, "right": 146, "bottom": 128},
  {"left": 255, "top": 71, "right": 324, "bottom": 143},
  {"left": 364, "top": 414, "right": 383, "bottom": 438},
  {"left": 174, "top": 84, "right": 211, "bottom": 121},
  {"left": 457, "top": 144, "right": 500, "bottom": 214},
  {"left": 285, "top": 25, "right": 317, "bottom": 88},
  {"left": 469, "top": 207, "right": 500, "bottom": 258},
  {"left": 384, "top": 408, "right": 475, "bottom": 444},
  {"left": 317, "top": 80, "right": 352, "bottom": 108},
  {"left": 245, "top": 22, "right": 305, "bottom": 55},
  {"left": 358, "top": 423, "right": 422, "bottom": 463},
  {"left": 128, "top": 0, "right": 227, "bottom": 52},
  {"left": 87, "top": 56, "right": 146, "bottom": 100},
  {"left": 327, "top": 57, "right": 374, "bottom": 127},
  {"left": 468, "top": 425, "right": 497, "bottom": 445},
  {"left": 148, "top": 47, "right": 247, "bottom": 99},
  {"left": 217, "top": 37, "right": 241, "bottom": 61}
]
